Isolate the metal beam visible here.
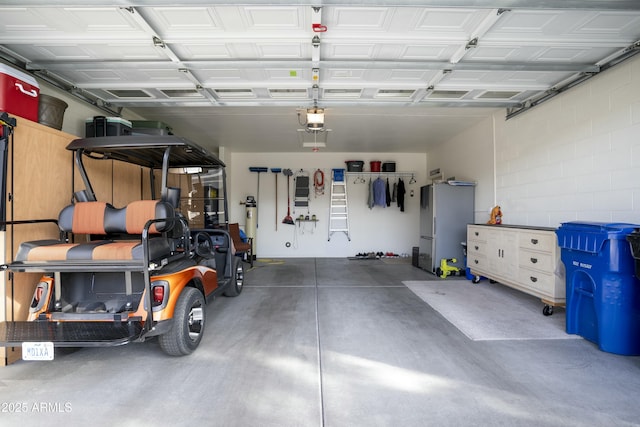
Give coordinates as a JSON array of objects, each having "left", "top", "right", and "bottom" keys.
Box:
[
  {"left": 93, "top": 97, "right": 520, "bottom": 108},
  {"left": 1, "top": 1, "right": 640, "bottom": 11},
  {"left": 26, "top": 59, "right": 601, "bottom": 74}
]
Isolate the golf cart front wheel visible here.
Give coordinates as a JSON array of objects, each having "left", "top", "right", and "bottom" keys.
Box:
[
  {"left": 224, "top": 257, "right": 244, "bottom": 297},
  {"left": 159, "top": 287, "right": 206, "bottom": 356}
]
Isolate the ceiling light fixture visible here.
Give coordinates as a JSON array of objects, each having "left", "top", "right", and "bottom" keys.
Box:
[{"left": 306, "top": 106, "right": 324, "bottom": 130}]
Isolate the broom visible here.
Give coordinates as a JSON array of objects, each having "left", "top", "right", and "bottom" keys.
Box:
[
  {"left": 271, "top": 168, "right": 282, "bottom": 230},
  {"left": 282, "top": 168, "right": 294, "bottom": 225}
]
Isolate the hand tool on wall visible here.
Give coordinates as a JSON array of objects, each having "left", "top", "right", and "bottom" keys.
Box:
[
  {"left": 282, "top": 168, "right": 294, "bottom": 225},
  {"left": 271, "top": 168, "right": 282, "bottom": 230},
  {"left": 249, "top": 167, "right": 268, "bottom": 228}
]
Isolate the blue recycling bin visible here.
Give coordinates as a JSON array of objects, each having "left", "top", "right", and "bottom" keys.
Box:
[{"left": 556, "top": 222, "right": 640, "bottom": 355}]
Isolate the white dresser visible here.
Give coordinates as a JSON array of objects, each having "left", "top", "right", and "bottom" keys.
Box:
[{"left": 467, "top": 224, "right": 565, "bottom": 315}]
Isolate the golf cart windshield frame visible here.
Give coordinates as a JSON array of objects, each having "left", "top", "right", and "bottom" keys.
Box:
[{"left": 68, "top": 135, "right": 226, "bottom": 204}]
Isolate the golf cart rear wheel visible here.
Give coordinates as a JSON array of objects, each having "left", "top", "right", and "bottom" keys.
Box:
[
  {"left": 224, "top": 257, "right": 244, "bottom": 297},
  {"left": 159, "top": 287, "right": 206, "bottom": 356}
]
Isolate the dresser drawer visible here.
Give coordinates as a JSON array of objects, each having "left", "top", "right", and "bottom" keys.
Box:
[
  {"left": 518, "top": 268, "right": 555, "bottom": 293},
  {"left": 467, "top": 254, "right": 488, "bottom": 271},
  {"left": 467, "top": 241, "right": 488, "bottom": 256},
  {"left": 467, "top": 225, "right": 488, "bottom": 242},
  {"left": 519, "top": 249, "right": 554, "bottom": 272},
  {"left": 519, "top": 231, "right": 555, "bottom": 252}
]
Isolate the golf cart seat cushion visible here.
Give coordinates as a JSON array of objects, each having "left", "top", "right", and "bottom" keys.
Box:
[
  {"left": 20, "top": 238, "right": 170, "bottom": 262},
  {"left": 59, "top": 201, "right": 108, "bottom": 234},
  {"left": 124, "top": 200, "right": 173, "bottom": 234},
  {"left": 59, "top": 200, "right": 173, "bottom": 235},
  {"left": 18, "top": 240, "right": 113, "bottom": 261},
  {"left": 15, "top": 200, "right": 175, "bottom": 262},
  {"left": 16, "top": 241, "right": 78, "bottom": 261},
  {"left": 92, "top": 239, "right": 171, "bottom": 261}
]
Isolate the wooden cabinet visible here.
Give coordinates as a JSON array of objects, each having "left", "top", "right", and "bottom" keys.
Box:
[
  {"left": 486, "top": 227, "right": 518, "bottom": 279},
  {"left": 1, "top": 118, "right": 75, "bottom": 365},
  {"left": 467, "top": 224, "right": 565, "bottom": 314},
  {"left": 1, "top": 118, "right": 144, "bottom": 365}
]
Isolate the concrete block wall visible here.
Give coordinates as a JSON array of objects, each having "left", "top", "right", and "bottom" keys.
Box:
[{"left": 494, "top": 54, "right": 640, "bottom": 227}]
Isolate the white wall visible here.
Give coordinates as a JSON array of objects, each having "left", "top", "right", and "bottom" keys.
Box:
[
  {"left": 494, "top": 54, "right": 640, "bottom": 227},
  {"left": 426, "top": 115, "right": 496, "bottom": 224},
  {"left": 229, "top": 152, "right": 427, "bottom": 258}
]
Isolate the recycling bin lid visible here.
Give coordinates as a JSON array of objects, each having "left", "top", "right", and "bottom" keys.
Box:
[{"left": 556, "top": 221, "right": 640, "bottom": 253}]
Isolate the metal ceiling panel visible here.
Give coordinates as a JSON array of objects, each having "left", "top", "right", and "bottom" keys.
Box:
[
  {"left": 485, "top": 10, "right": 640, "bottom": 42},
  {"left": 0, "top": 3, "right": 639, "bottom": 152}
]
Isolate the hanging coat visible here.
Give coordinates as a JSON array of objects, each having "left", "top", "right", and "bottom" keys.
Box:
[{"left": 397, "top": 178, "right": 406, "bottom": 212}]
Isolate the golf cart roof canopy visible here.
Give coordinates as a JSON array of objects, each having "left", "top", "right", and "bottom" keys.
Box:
[{"left": 66, "top": 135, "right": 225, "bottom": 169}]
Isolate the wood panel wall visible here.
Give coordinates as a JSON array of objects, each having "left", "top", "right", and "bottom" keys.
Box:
[
  {"left": 1, "top": 118, "right": 144, "bottom": 365},
  {"left": 1, "top": 117, "right": 75, "bottom": 365}
]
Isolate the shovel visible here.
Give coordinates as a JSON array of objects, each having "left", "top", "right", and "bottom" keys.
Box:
[{"left": 282, "top": 168, "right": 294, "bottom": 225}]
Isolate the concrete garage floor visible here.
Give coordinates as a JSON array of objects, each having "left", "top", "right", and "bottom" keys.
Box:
[{"left": 1, "top": 258, "right": 640, "bottom": 427}]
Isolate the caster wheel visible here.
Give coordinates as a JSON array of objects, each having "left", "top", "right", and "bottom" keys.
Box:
[
  {"left": 542, "top": 305, "right": 554, "bottom": 316},
  {"left": 472, "top": 276, "right": 481, "bottom": 284},
  {"left": 435, "top": 267, "right": 442, "bottom": 278}
]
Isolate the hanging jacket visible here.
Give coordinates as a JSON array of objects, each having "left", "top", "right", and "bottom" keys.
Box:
[
  {"left": 368, "top": 177, "right": 374, "bottom": 209},
  {"left": 385, "top": 178, "right": 391, "bottom": 207},
  {"left": 373, "top": 177, "right": 386, "bottom": 207},
  {"left": 397, "top": 178, "right": 406, "bottom": 212}
]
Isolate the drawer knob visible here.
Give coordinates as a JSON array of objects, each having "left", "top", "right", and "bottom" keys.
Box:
[
  {"left": 474, "top": 259, "right": 478, "bottom": 264},
  {"left": 530, "top": 276, "right": 538, "bottom": 283},
  {"left": 531, "top": 238, "right": 538, "bottom": 244},
  {"left": 475, "top": 232, "right": 479, "bottom": 236},
  {"left": 474, "top": 245, "right": 479, "bottom": 250},
  {"left": 530, "top": 257, "right": 538, "bottom": 264}
]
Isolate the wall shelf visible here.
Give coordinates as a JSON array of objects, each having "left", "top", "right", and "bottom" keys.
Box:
[
  {"left": 345, "top": 171, "right": 415, "bottom": 176},
  {"left": 344, "top": 171, "right": 417, "bottom": 184}
]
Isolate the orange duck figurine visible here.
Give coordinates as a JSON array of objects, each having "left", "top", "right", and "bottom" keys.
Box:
[{"left": 488, "top": 205, "right": 502, "bottom": 225}]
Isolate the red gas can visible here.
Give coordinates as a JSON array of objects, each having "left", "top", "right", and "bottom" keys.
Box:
[{"left": 0, "top": 64, "right": 40, "bottom": 122}]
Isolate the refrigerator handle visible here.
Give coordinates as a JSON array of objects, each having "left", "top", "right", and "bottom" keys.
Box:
[{"left": 433, "top": 217, "right": 436, "bottom": 235}]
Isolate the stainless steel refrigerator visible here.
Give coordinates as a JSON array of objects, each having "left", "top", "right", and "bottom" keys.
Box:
[{"left": 418, "top": 182, "right": 475, "bottom": 273}]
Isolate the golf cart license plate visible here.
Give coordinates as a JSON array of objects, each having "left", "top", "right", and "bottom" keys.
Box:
[{"left": 22, "top": 342, "right": 54, "bottom": 361}]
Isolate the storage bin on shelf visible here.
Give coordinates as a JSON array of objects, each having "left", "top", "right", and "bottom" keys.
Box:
[
  {"left": 38, "top": 94, "right": 68, "bottom": 130},
  {"left": 345, "top": 160, "right": 364, "bottom": 172},
  {"left": 382, "top": 162, "right": 396, "bottom": 172},
  {"left": 0, "top": 63, "right": 40, "bottom": 122},
  {"left": 131, "top": 120, "right": 173, "bottom": 136},
  {"left": 556, "top": 221, "right": 640, "bottom": 355},
  {"left": 370, "top": 161, "right": 381, "bottom": 172},
  {"left": 86, "top": 116, "right": 132, "bottom": 137}
]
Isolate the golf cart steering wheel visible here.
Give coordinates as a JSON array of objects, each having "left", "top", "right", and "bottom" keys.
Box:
[{"left": 193, "top": 232, "right": 213, "bottom": 258}]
